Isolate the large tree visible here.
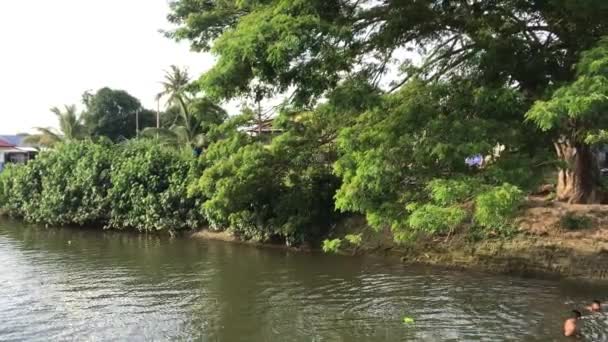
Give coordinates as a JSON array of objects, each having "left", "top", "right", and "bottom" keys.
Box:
[
  {"left": 527, "top": 39, "right": 608, "bottom": 203},
  {"left": 83, "top": 87, "right": 155, "bottom": 141},
  {"left": 167, "top": 0, "right": 608, "bottom": 102},
  {"left": 168, "top": 0, "right": 608, "bottom": 203}
]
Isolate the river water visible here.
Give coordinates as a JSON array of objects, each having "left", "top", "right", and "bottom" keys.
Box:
[{"left": 1, "top": 219, "right": 608, "bottom": 341}]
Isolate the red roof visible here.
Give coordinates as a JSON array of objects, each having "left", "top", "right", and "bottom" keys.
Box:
[{"left": 0, "top": 138, "right": 15, "bottom": 148}]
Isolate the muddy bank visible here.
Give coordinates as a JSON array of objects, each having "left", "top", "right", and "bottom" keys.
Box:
[
  {"left": 192, "top": 200, "right": 608, "bottom": 282},
  {"left": 384, "top": 237, "right": 608, "bottom": 281}
]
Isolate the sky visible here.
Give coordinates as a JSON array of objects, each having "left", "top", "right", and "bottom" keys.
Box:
[{"left": 0, "top": 0, "right": 216, "bottom": 134}]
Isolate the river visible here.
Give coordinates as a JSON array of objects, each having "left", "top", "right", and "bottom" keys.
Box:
[{"left": 1, "top": 219, "right": 607, "bottom": 341}]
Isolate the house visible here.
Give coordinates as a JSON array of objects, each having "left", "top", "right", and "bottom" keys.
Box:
[
  {"left": 0, "top": 135, "right": 38, "bottom": 172},
  {"left": 241, "top": 118, "right": 283, "bottom": 137}
]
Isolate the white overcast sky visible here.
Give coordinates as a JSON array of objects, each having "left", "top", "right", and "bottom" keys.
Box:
[{"left": 0, "top": 0, "right": 216, "bottom": 134}]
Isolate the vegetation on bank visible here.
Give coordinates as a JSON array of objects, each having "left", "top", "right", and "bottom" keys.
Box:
[
  {"left": 0, "top": 141, "right": 203, "bottom": 232},
  {"left": 3, "top": 1, "right": 608, "bottom": 251}
]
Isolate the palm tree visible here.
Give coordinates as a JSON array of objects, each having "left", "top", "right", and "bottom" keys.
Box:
[
  {"left": 24, "top": 105, "right": 85, "bottom": 147},
  {"left": 157, "top": 65, "right": 192, "bottom": 119},
  {"left": 144, "top": 65, "right": 201, "bottom": 149}
]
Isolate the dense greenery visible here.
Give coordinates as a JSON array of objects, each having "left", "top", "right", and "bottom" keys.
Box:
[
  {"left": 143, "top": 66, "right": 228, "bottom": 150},
  {"left": 3, "top": 1, "right": 608, "bottom": 248},
  {"left": 0, "top": 140, "right": 203, "bottom": 233},
  {"left": 192, "top": 110, "right": 340, "bottom": 244},
  {"left": 83, "top": 87, "right": 156, "bottom": 141},
  {"left": 168, "top": 0, "right": 608, "bottom": 204},
  {"left": 107, "top": 140, "right": 204, "bottom": 231}
]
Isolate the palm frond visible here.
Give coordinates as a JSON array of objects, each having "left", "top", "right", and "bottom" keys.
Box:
[{"left": 22, "top": 127, "right": 62, "bottom": 147}]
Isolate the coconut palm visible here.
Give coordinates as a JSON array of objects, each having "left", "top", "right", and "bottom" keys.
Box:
[
  {"left": 142, "top": 98, "right": 226, "bottom": 150},
  {"left": 24, "top": 105, "right": 86, "bottom": 147},
  {"left": 145, "top": 65, "right": 214, "bottom": 149},
  {"left": 157, "top": 65, "right": 192, "bottom": 118}
]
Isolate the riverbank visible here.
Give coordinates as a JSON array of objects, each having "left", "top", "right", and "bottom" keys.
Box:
[{"left": 192, "top": 198, "right": 608, "bottom": 282}]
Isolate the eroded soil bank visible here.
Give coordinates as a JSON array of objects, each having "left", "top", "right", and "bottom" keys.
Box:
[{"left": 193, "top": 199, "right": 608, "bottom": 282}]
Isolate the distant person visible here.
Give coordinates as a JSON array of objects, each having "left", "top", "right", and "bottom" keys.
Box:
[
  {"left": 586, "top": 299, "right": 602, "bottom": 312},
  {"left": 564, "top": 310, "right": 582, "bottom": 337}
]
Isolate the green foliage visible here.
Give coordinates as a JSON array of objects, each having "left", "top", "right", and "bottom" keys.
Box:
[
  {"left": 322, "top": 238, "right": 341, "bottom": 254},
  {"left": 344, "top": 234, "right": 362, "bottom": 247},
  {"left": 427, "top": 179, "right": 477, "bottom": 206},
  {"left": 0, "top": 164, "right": 27, "bottom": 215},
  {"left": 194, "top": 110, "right": 340, "bottom": 243},
  {"left": 526, "top": 38, "right": 608, "bottom": 145},
  {"left": 0, "top": 141, "right": 112, "bottom": 225},
  {"left": 146, "top": 66, "right": 228, "bottom": 150},
  {"left": 0, "top": 140, "right": 202, "bottom": 232},
  {"left": 35, "top": 141, "right": 113, "bottom": 225},
  {"left": 168, "top": 0, "right": 608, "bottom": 105},
  {"left": 83, "top": 87, "right": 155, "bottom": 141},
  {"left": 474, "top": 184, "right": 524, "bottom": 229},
  {"left": 406, "top": 204, "right": 467, "bottom": 235},
  {"left": 165, "top": 0, "right": 608, "bottom": 239},
  {"left": 107, "top": 140, "right": 203, "bottom": 232},
  {"left": 24, "top": 105, "right": 87, "bottom": 147},
  {"left": 560, "top": 213, "right": 594, "bottom": 231},
  {"left": 198, "top": 141, "right": 279, "bottom": 240},
  {"left": 334, "top": 79, "right": 534, "bottom": 235}
]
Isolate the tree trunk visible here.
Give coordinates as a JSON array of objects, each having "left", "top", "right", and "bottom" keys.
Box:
[{"left": 554, "top": 139, "right": 600, "bottom": 204}]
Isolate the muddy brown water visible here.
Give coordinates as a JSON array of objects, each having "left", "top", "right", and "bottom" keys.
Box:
[{"left": 1, "top": 219, "right": 608, "bottom": 341}]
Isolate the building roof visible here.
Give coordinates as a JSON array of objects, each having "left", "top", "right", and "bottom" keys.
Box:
[
  {"left": 0, "top": 135, "right": 28, "bottom": 147},
  {"left": 0, "top": 138, "right": 15, "bottom": 148}
]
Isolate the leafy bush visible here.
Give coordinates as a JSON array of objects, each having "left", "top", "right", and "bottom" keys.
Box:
[
  {"left": 0, "top": 164, "right": 30, "bottom": 215},
  {"left": 322, "top": 238, "right": 342, "bottom": 253},
  {"left": 406, "top": 204, "right": 467, "bottom": 234},
  {"left": 107, "top": 140, "right": 203, "bottom": 232},
  {"left": 0, "top": 142, "right": 113, "bottom": 225},
  {"left": 560, "top": 213, "right": 593, "bottom": 230},
  {"left": 344, "top": 234, "right": 362, "bottom": 246},
  {"left": 427, "top": 179, "right": 477, "bottom": 206},
  {"left": 0, "top": 140, "right": 203, "bottom": 232},
  {"left": 35, "top": 141, "right": 113, "bottom": 225},
  {"left": 474, "top": 183, "right": 524, "bottom": 229},
  {"left": 198, "top": 141, "right": 280, "bottom": 240},
  {"left": 195, "top": 113, "right": 340, "bottom": 244},
  {"left": 334, "top": 80, "right": 535, "bottom": 238}
]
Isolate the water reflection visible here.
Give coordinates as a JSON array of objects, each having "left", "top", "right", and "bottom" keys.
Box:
[{"left": 1, "top": 219, "right": 608, "bottom": 341}]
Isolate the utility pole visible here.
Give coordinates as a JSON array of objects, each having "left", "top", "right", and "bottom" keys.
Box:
[
  {"left": 156, "top": 98, "right": 160, "bottom": 139},
  {"left": 136, "top": 109, "right": 140, "bottom": 137}
]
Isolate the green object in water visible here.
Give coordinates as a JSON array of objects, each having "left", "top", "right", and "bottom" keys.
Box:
[{"left": 403, "top": 316, "right": 414, "bottom": 324}]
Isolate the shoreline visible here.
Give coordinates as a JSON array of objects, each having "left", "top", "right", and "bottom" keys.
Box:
[
  {"left": 190, "top": 228, "right": 608, "bottom": 283},
  {"left": 4, "top": 197, "right": 608, "bottom": 283}
]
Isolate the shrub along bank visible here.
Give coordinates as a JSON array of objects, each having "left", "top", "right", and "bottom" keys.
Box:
[
  {"left": 0, "top": 140, "right": 204, "bottom": 233},
  {"left": 0, "top": 113, "right": 525, "bottom": 248}
]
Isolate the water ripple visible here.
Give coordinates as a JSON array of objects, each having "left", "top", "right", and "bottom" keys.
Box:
[{"left": 1, "top": 221, "right": 608, "bottom": 341}]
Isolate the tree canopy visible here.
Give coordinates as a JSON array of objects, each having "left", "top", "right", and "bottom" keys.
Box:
[
  {"left": 83, "top": 87, "right": 155, "bottom": 141},
  {"left": 168, "top": 0, "right": 608, "bottom": 104},
  {"left": 167, "top": 0, "right": 608, "bottom": 211}
]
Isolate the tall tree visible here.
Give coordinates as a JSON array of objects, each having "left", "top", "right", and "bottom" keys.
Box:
[
  {"left": 24, "top": 105, "right": 86, "bottom": 147},
  {"left": 146, "top": 66, "right": 227, "bottom": 149},
  {"left": 82, "top": 87, "right": 154, "bottom": 141},
  {"left": 527, "top": 39, "right": 608, "bottom": 203},
  {"left": 157, "top": 65, "right": 192, "bottom": 118},
  {"left": 168, "top": 0, "right": 608, "bottom": 203},
  {"left": 143, "top": 97, "right": 227, "bottom": 149},
  {"left": 167, "top": 0, "right": 608, "bottom": 103}
]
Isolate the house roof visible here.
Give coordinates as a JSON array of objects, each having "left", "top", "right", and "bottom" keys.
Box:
[
  {"left": 0, "top": 135, "right": 28, "bottom": 147},
  {"left": 0, "top": 138, "right": 15, "bottom": 148}
]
